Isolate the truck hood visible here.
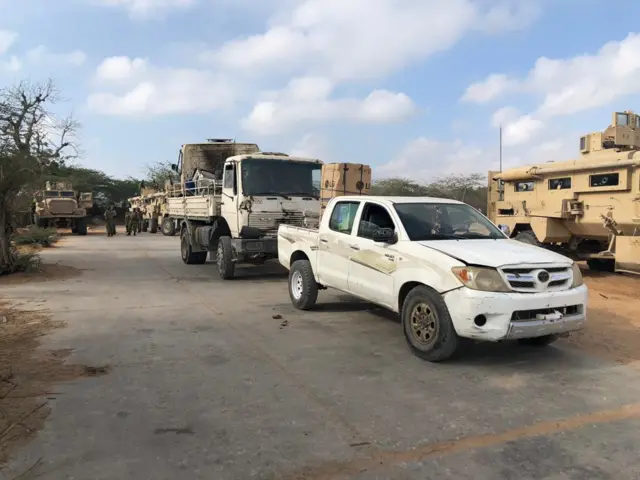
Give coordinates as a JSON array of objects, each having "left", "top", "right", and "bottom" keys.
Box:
[{"left": 417, "top": 239, "right": 573, "bottom": 268}]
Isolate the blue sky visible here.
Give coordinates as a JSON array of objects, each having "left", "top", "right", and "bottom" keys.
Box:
[{"left": 1, "top": 0, "right": 639, "bottom": 180}]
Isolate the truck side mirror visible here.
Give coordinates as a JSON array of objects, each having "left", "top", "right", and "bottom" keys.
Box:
[
  {"left": 170, "top": 163, "right": 178, "bottom": 172},
  {"left": 373, "top": 227, "right": 397, "bottom": 244}
]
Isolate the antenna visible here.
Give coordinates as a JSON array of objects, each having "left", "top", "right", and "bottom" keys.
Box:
[{"left": 499, "top": 125, "right": 503, "bottom": 172}]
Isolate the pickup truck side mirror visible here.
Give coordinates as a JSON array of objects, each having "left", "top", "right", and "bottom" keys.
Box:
[{"left": 372, "top": 227, "right": 397, "bottom": 244}]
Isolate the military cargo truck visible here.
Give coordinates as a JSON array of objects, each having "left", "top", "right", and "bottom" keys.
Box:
[
  {"left": 170, "top": 138, "right": 323, "bottom": 279},
  {"left": 33, "top": 181, "right": 91, "bottom": 235},
  {"left": 488, "top": 110, "right": 640, "bottom": 273}
]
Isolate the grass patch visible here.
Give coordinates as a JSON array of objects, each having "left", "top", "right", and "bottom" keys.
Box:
[{"left": 11, "top": 226, "right": 58, "bottom": 247}]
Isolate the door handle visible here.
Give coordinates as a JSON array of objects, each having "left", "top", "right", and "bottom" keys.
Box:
[
  {"left": 319, "top": 238, "right": 328, "bottom": 243},
  {"left": 349, "top": 244, "right": 360, "bottom": 250}
]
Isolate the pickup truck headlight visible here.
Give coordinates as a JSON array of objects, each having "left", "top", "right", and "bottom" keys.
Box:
[
  {"left": 452, "top": 266, "right": 511, "bottom": 292},
  {"left": 571, "top": 262, "right": 584, "bottom": 288}
]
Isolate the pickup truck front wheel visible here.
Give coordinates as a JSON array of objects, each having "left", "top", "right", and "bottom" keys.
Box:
[
  {"left": 289, "top": 259, "right": 318, "bottom": 310},
  {"left": 401, "top": 286, "right": 459, "bottom": 362}
]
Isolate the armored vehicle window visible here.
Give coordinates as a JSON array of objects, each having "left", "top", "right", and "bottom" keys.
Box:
[
  {"left": 617, "top": 113, "right": 628, "bottom": 126},
  {"left": 580, "top": 136, "right": 586, "bottom": 150},
  {"left": 60, "top": 191, "right": 75, "bottom": 197},
  {"left": 549, "top": 178, "right": 571, "bottom": 190},
  {"left": 589, "top": 173, "right": 619, "bottom": 187},
  {"left": 44, "top": 191, "right": 59, "bottom": 198},
  {"left": 515, "top": 181, "right": 534, "bottom": 192},
  {"left": 329, "top": 201, "right": 360, "bottom": 234}
]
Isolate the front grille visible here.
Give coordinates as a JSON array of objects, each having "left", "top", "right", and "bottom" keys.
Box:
[
  {"left": 511, "top": 305, "right": 582, "bottom": 321},
  {"left": 47, "top": 199, "right": 75, "bottom": 215},
  {"left": 248, "top": 212, "right": 306, "bottom": 237},
  {"left": 500, "top": 265, "right": 572, "bottom": 292}
]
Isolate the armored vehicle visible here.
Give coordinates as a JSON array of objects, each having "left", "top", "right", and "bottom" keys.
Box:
[
  {"left": 488, "top": 111, "right": 640, "bottom": 273},
  {"left": 33, "top": 181, "right": 91, "bottom": 235}
]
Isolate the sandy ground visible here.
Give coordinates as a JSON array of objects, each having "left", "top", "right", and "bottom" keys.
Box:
[{"left": 0, "top": 232, "right": 639, "bottom": 479}]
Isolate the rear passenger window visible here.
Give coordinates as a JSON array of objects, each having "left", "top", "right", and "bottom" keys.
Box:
[{"left": 329, "top": 201, "right": 360, "bottom": 234}]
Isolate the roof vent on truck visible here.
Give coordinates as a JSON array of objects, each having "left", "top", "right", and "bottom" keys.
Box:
[{"left": 206, "top": 138, "right": 234, "bottom": 143}]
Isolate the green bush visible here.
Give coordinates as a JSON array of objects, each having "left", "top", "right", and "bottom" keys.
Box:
[
  {"left": 11, "top": 226, "right": 59, "bottom": 247},
  {"left": 0, "top": 248, "right": 42, "bottom": 275}
]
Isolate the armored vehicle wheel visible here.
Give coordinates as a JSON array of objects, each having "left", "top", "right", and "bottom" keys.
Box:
[
  {"left": 149, "top": 217, "right": 159, "bottom": 234},
  {"left": 180, "top": 229, "right": 207, "bottom": 265},
  {"left": 401, "top": 285, "right": 459, "bottom": 362},
  {"left": 34, "top": 216, "right": 48, "bottom": 229},
  {"left": 514, "top": 230, "right": 540, "bottom": 246},
  {"left": 161, "top": 217, "right": 176, "bottom": 236},
  {"left": 587, "top": 258, "right": 615, "bottom": 273},
  {"left": 75, "top": 218, "right": 87, "bottom": 235},
  {"left": 142, "top": 220, "right": 148, "bottom": 232},
  {"left": 217, "top": 236, "right": 235, "bottom": 280}
]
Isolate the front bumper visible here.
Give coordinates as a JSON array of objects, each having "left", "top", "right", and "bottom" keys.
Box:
[{"left": 443, "top": 284, "right": 588, "bottom": 341}]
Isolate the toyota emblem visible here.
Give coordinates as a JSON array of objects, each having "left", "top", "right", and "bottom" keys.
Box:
[{"left": 537, "top": 270, "right": 550, "bottom": 283}]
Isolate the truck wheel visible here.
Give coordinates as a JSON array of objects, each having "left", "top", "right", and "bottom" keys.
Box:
[
  {"left": 289, "top": 259, "right": 318, "bottom": 310},
  {"left": 514, "top": 230, "right": 539, "bottom": 246},
  {"left": 587, "top": 258, "right": 615, "bottom": 273},
  {"left": 142, "top": 220, "right": 148, "bottom": 232},
  {"left": 35, "top": 216, "right": 48, "bottom": 229},
  {"left": 75, "top": 218, "right": 88, "bottom": 236},
  {"left": 401, "top": 285, "right": 459, "bottom": 362},
  {"left": 518, "top": 335, "right": 558, "bottom": 347},
  {"left": 216, "top": 236, "right": 235, "bottom": 280},
  {"left": 180, "top": 229, "right": 207, "bottom": 265},
  {"left": 149, "top": 218, "right": 159, "bottom": 234},
  {"left": 161, "top": 218, "right": 176, "bottom": 236}
]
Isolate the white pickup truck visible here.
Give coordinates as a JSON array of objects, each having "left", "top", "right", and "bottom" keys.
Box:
[{"left": 278, "top": 196, "right": 588, "bottom": 362}]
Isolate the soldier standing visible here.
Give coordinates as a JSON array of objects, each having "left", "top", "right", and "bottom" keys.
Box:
[
  {"left": 104, "top": 205, "right": 117, "bottom": 237},
  {"left": 125, "top": 209, "right": 132, "bottom": 236},
  {"left": 131, "top": 208, "right": 141, "bottom": 236}
]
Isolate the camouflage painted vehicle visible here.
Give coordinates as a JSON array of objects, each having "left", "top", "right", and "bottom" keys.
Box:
[
  {"left": 488, "top": 110, "right": 640, "bottom": 273},
  {"left": 33, "top": 181, "right": 91, "bottom": 235}
]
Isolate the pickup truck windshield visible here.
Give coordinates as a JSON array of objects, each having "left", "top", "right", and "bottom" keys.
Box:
[
  {"left": 394, "top": 203, "right": 505, "bottom": 241},
  {"left": 242, "top": 159, "right": 321, "bottom": 198}
]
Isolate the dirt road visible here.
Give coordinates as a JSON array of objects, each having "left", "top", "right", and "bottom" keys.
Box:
[{"left": 1, "top": 232, "right": 640, "bottom": 479}]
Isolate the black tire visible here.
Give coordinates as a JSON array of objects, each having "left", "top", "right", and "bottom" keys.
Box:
[
  {"left": 514, "top": 230, "right": 539, "bottom": 246},
  {"left": 149, "top": 217, "right": 159, "bottom": 234},
  {"left": 216, "top": 236, "right": 235, "bottom": 280},
  {"left": 288, "top": 259, "right": 318, "bottom": 310},
  {"left": 75, "top": 218, "right": 87, "bottom": 236},
  {"left": 35, "top": 216, "right": 48, "bottom": 229},
  {"left": 142, "top": 220, "right": 148, "bottom": 232},
  {"left": 518, "top": 335, "right": 558, "bottom": 347},
  {"left": 180, "top": 229, "right": 207, "bottom": 265},
  {"left": 587, "top": 258, "right": 615, "bottom": 273},
  {"left": 401, "top": 285, "right": 459, "bottom": 362},
  {"left": 161, "top": 217, "right": 176, "bottom": 236}
]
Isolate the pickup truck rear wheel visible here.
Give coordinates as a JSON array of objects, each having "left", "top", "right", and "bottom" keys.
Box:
[
  {"left": 401, "top": 286, "right": 459, "bottom": 362},
  {"left": 217, "top": 236, "right": 235, "bottom": 280},
  {"left": 289, "top": 259, "right": 318, "bottom": 310}
]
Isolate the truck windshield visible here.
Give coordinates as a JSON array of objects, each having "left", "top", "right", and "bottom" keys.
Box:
[
  {"left": 60, "top": 191, "right": 75, "bottom": 197},
  {"left": 242, "top": 159, "right": 321, "bottom": 198},
  {"left": 394, "top": 203, "right": 505, "bottom": 241}
]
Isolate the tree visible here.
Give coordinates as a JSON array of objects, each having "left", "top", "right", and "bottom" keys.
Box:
[
  {"left": 0, "top": 80, "right": 78, "bottom": 272},
  {"left": 144, "top": 160, "right": 178, "bottom": 189}
]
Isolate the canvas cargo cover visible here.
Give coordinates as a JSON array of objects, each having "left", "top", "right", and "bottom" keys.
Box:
[
  {"left": 180, "top": 141, "right": 260, "bottom": 181},
  {"left": 320, "top": 163, "right": 371, "bottom": 214}
]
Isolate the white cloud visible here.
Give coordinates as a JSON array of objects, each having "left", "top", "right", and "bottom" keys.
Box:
[
  {"left": 208, "top": 0, "right": 538, "bottom": 82},
  {"left": 95, "top": 56, "right": 148, "bottom": 82},
  {"left": 289, "top": 133, "right": 331, "bottom": 160},
  {"left": 463, "top": 32, "right": 640, "bottom": 117},
  {"left": 95, "top": 0, "right": 196, "bottom": 18},
  {"left": 87, "top": 56, "right": 235, "bottom": 115},
  {"left": 23, "top": 45, "right": 86, "bottom": 67},
  {"left": 0, "top": 29, "right": 18, "bottom": 55},
  {"left": 377, "top": 131, "right": 577, "bottom": 182},
  {"left": 240, "top": 76, "right": 416, "bottom": 135}
]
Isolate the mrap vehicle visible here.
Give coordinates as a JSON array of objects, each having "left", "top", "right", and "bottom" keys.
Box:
[{"left": 488, "top": 110, "right": 640, "bottom": 273}]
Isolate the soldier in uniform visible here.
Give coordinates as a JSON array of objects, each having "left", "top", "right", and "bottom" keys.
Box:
[
  {"left": 124, "top": 209, "right": 132, "bottom": 236},
  {"left": 131, "top": 208, "right": 141, "bottom": 236},
  {"left": 104, "top": 205, "right": 117, "bottom": 237}
]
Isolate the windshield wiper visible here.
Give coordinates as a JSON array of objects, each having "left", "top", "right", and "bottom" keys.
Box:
[{"left": 250, "top": 192, "right": 292, "bottom": 200}]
